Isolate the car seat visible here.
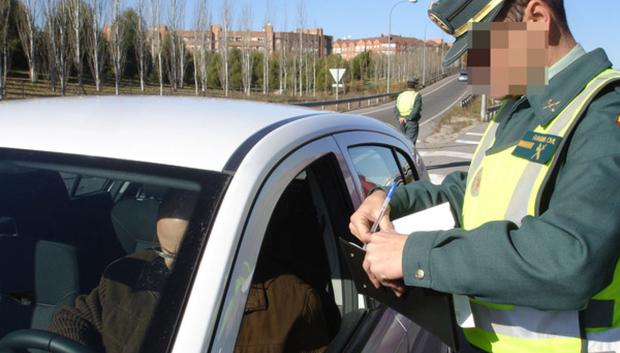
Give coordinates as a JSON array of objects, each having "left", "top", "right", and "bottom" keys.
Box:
[
  {"left": 110, "top": 198, "right": 161, "bottom": 254},
  {"left": 0, "top": 237, "right": 79, "bottom": 337},
  {"left": 0, "top": 166, "right": 81, "bottom": 336}
]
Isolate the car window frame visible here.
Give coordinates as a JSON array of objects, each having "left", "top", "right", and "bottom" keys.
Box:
[{"left": 208, "top": 135, "right": 359, "bottom": 353}]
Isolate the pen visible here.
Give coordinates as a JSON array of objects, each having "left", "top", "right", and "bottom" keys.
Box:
[{"left": 370, "top": 179, "right": 399, "bottom": 234}]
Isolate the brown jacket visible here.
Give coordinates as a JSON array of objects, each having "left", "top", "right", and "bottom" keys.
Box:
[{"left": 49, "top": 250, "right": 329, "bottom": 353}]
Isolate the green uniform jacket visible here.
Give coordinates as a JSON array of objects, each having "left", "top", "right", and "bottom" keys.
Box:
[
  {"left": 394, "top": 91, "right": 423, "bottom": 122},
  {"left": 391, "top": 49, "right": 620, "bottom": 311}
]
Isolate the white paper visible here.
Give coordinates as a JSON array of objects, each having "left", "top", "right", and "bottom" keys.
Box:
[
  {"left": 392, "top": 202, "right": 475, "bottom": 328},
  {"left": 392, "top": 202, "right": 455, "bottom": 233}
]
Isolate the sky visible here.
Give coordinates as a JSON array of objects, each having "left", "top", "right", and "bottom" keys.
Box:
[{"left": 174, "top": 0, "right": 620, "bottom": 68}]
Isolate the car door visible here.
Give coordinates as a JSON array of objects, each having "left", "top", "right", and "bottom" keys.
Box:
[
  {"left": 207, "top": 135, "right": 364, "bottom": 353},
  {"left": 333, "top": 131, "right": 450, "bottom": 353},
  {"left": 205, "top": 130, "right": 446, "bottom": 353}
]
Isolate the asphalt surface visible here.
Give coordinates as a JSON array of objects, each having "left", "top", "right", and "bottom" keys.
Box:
[{"left": 353, "top": 75, "right": 484, "bottom": 184}]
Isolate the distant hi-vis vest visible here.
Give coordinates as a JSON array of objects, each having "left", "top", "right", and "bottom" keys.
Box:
[
  {"left": 462, "top": 69, "right": 620, "bottom": 353},
  {"left": 396, "top": 90, "right": 420, "bottom": 117}
]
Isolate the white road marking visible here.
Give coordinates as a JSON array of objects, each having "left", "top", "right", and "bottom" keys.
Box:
[
  {"left": 420, "top": 91, "right": 470, "bottom": 127},
  {"left": 429, "top": 173, "right": 446, "bottom": 185},
  {"left": 418, "top": 151, "right": 474, "bottom": 160},
  {"left": 455, "top": 139, "right": 480, "bottom": 145},
  {"left": 466, "top": 132, "right": 484, "bottom": 137}
]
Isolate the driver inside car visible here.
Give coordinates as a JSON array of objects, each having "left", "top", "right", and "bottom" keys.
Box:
[{"left": 48, "top": 189, "right": 330, "bottom": 353}]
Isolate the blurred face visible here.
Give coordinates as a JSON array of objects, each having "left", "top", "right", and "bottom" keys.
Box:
[
  {"left": 468, "top": 21, "right": 548, "bottom": 98},
  {"left": 157, "top": 217, "right": 189, "bottom": 268}
]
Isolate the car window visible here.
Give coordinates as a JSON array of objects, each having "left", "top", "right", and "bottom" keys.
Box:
[
  {"left": 234, "top": 154, "right": 358, "bottom": 352},
  {"left": 348, "top": 145, "right": 403, "bottom": 195},
  {"left": 0, "top": 149, "right": 228, "bottom": 353},
  {"left": 395, "top": 150, "right": 418, "bottom": 184}
]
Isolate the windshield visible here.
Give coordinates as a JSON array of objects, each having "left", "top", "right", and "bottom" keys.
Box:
[{"left": 0, "top": 148, "right": 229, "bottom": 353}]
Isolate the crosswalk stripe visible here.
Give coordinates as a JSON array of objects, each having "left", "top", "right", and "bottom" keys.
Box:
[
  {"left": 466, "top": 132, "right": 484, "bottom": 137},
  {"left": 418, "top": 151, "right": 474, "bottom": 160},
  {"left": 455, "top": 139, "right": 480, "bottom": 145}
]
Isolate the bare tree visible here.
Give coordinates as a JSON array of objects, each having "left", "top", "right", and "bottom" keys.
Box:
[
  {"left": 218, "top": 0, "right": 230, "bottom": 96},
  {"left": 45, "top": 0, "right": 71, "bottom": 95},
  {"left": 278, "top": 3, "right": 288, "bottom": 95},
  {"left": 167, "top": 0, "right": 178, "bottom": 90},
  {"left": 296, "top": 0, "right": 305, "bottom": 97},
  {"left": 176, "top": 0, "right": 185, "bottom": 89},
  {"left": 239, "top": 1, "right": 252, "bottom": 96},
  {"left": 192, "top": 0, "right": 208, "bottom": 96},
  {"left": 0, "top": 0, "right": 11, "bottom": 99},
  {"left": 135, "top": 0, "right": 147, "bottom": 91},
  {"left": 149, "top": 0, "right": 163, "bottom": 95},
  {"left": 108, "top": 0, "right": 126, "bottom": 95},
  {"left": 17, "top": 0, "right": 40, "bottom": 82},
  {"left": 68, "top": 0, "right": 85, "bottom": 86},
  {"left": 262, "top": 0, "right": 272, "bottom": 95},
  {"left": 85, "top": 0, "right": 105, "bottom": 91}
]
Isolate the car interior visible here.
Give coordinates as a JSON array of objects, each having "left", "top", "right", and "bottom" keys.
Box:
[
  {"left": 0, "top": 156, "right": 209, "bottom": 352},
  {"left": 0, "top": 144, "right": 419, "bottom": 352}
]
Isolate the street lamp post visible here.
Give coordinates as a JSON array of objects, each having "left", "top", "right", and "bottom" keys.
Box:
[
  {"left": 422, "top": 21, "right": 428, "bottom": 86},
  {"left": 387, "top": 0, "right": 417, "bottom": 94}
]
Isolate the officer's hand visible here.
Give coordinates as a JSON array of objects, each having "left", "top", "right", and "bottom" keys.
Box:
[
  {"left": 349, "top": 190, "right": 395, "bottom": 244},
  {"left": 363, "top": 231, "right": 408, "bottom": 297},
  {"left": 399, "top": 117, "right": 406, "bottom": 125}
]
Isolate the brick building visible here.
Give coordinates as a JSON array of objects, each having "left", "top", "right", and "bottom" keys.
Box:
[
  {"left": 182, "top": 24, "right": 332, "bottom": 57},
  {"left": 333, "top": 34, "right": 446, "bottom": 60}
]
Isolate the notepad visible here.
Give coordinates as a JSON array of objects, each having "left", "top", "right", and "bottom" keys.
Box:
[{"left": 392, "top": 202, "right": 475, "bottom": 329}]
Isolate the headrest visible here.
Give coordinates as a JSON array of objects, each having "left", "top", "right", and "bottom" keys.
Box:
[{"left": 111, "top": 198, "right": 160, "bottom": 253}]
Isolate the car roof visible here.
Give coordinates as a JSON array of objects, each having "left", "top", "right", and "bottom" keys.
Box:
[{"left": 0, "top": 96, "right": 399, "bottom": 172}]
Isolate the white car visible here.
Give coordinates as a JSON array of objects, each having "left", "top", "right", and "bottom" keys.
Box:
[
  {"left": 0, "top": 97, "right": 448, "bottom": 353},
  {"left": 457, "top": 71, "right": 469, "bottom": 82}
]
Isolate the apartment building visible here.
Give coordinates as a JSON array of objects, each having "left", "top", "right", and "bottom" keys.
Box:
[
  {"left": 181, "top": 24, "right": 333, "bottom": 57},
  {"left": 333, "top": 34, "right": 446, "bottom": 60}
]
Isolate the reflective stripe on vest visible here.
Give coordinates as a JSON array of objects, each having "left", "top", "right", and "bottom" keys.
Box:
[
  {"left": 461, "top": 69, "right": 620, "bottom": 353},
  {"left": 396, "top": 90, "right": 419, "bottom": 117}
]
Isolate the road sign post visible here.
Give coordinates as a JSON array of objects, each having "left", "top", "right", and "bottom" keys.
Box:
[{"left": 330, "top": 68, "right": 346, "bottom": 110}]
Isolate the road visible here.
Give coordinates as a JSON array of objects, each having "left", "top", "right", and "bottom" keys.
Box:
[{"left": 353, "top": 75, "right": 484, "bottom": 184}]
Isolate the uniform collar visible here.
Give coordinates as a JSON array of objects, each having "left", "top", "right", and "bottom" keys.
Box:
[
  {"left": 547, "top": 44, "right": 586, "bottom": 80},
  {"left": 526, "top": 48, "right": 612, "bottom": 127}
]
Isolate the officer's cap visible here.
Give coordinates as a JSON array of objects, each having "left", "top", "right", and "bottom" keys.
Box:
[
  {"left": 407, "top": 78, "right": 419, "bottom": 87},
  {"left": 429, "top": 0, "right": 505, "bottom": 66}
]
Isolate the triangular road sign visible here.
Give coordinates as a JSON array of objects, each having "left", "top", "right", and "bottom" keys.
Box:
[{"left": 330, "top": 68, "right": 346, "bottom": 83}]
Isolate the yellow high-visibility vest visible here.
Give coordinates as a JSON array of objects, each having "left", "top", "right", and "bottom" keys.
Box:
[
  {"left": 462, "top": 69, "right": 620, "bottom": 353},
  {"left": 396, "top": 90, "right": 419, "bottom": 117}
]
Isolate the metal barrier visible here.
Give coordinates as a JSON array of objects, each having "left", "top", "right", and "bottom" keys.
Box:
[
  {"left": 460, "top": 94, "right": 473, "bottom": 108},
  {"left": 485, "top": 103, "right": 502, "bottom": 121},
  {"left": 294, "top": 72, "right": 456, "bottom": 112}
]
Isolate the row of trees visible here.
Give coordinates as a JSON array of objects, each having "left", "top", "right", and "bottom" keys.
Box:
[{"left": 0, "top": 0, "right": 446, "bottom": 100}]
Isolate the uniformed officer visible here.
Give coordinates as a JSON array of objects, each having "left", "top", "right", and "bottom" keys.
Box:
[
  {"left": 395, "top": 79, "right": 423, "bottom": 145},
  {"left": 349, "top": 0, "right": 620, "bottom": 352}
]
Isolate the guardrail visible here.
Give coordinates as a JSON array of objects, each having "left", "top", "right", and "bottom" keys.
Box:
[
  {"left": 293, "top": 71, "right": 457, "bottom": 112},
  {"left": 295, "top": 91, "right": 398, "bottom": 111},
  {"left": 460, "top": 94, "right": 473, "bottom": 108},
  {"left": 485, "top": 103, "right": 502, "bottom": 121}
]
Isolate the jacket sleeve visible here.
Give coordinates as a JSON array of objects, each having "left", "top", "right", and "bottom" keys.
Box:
[
  {"left": 400, "top": 89, "right": 620, "bottom": 311},
  {"left": 48, "top": 283, "right": 105, "bottom": 350},
  {"left": 409, "top": 93, "right": 422, "bottom": 121},
  {"left": 389, "top": 170, "right": 468, "bottom": 226}
]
